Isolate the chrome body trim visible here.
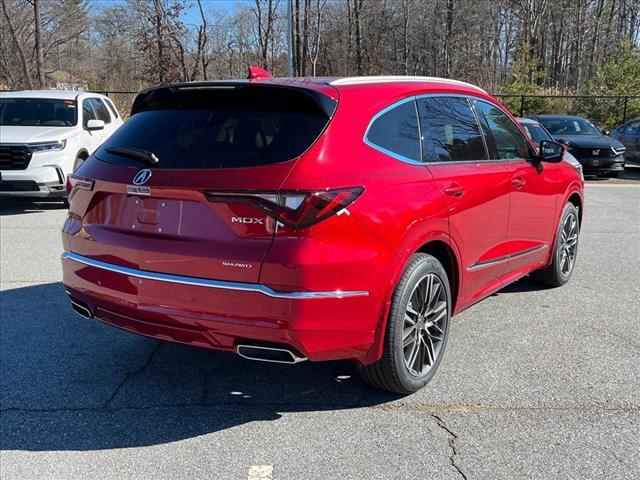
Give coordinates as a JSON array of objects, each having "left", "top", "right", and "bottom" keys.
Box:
[
  {"left": 363, "top": 96, "right": 424, "bottom": 165},
  {"left": 467, "top": 244, "right": 549, "bottom": 271},
  {"left": 363, "top": 93, "right": 536, "bottom": 166},
  {"left": 61, "top": 252, "right": 369, "bottom": 299}
]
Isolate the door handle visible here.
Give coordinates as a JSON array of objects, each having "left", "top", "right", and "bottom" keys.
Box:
[
  {"left": 511, "top": 176, "right": 526, "bottom": 188},
  {"left": 443, "top": 183, "right": 465, "bottom": 197}
]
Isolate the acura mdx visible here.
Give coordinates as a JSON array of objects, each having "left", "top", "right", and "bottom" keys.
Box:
[{"left": 62, "top": 71, "right": 584, "bottom": 394}]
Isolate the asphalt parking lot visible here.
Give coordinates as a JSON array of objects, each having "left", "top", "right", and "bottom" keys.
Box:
[{"left": 1, "top": 181, "right": 639, "bottom": 480}]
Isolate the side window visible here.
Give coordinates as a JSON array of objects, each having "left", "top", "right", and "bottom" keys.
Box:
[
  {"left": 82, "top": 99, "right": 96, "bottom": 128},
  {"left": 624, "top": 120, "right": 640, "bottom": 134},
  {"left": 474, "top": 101, "right": 531, "bottom": 160},
  {"left": 103, "top": 97, "right": 119, "bottom": 119},
  {"left": 418, "top": 96, "right": 486, "bottom": 162},
  {"left": 90, "top": 98, "right": 112, "bottom": 124},
  {"left": 366, "top": 99, "right": 421, "bottom": 162}
]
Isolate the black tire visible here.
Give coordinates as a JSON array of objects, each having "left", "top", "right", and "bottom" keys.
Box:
[
  {"left": 531, "top": 202, "right": 580, "bottom": 287},
  {"left": 358, "top": 253, "right": 451, "bottom": 394},
  {"left": 73, "top": 155, "right": 86, "bottom": 173}
]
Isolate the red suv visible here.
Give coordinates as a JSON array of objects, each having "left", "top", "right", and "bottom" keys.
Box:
[{"left": 62, "top": 73, "right": 583, "bottom": 394}]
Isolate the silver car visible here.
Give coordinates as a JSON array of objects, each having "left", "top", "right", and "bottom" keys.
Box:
[{"left": 518, "top": 117, "right": 583, "bottom": 179}]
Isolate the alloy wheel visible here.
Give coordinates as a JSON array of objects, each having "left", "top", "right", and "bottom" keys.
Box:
[
  {"left": 559, "top": 212, "right": 578, "bottom": 276},
  {"left": 403, "top": 274, "right": 448, "bottom": 377}
]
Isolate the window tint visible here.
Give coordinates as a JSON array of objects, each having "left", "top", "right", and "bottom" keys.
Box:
[
  {"left": 97, "top": 87, "right": 333, "bottom": 169},
  {"left": 82, "top": 99, "right": 96, "bottom": 127},
  {"left": 475, "top": 101, "right": 531, "bottom": 160},
  {"left": 89, "top": 98, "right": 111, "bottom": 123},
  {"left": 366, "top": 100, "right": 421, "bottom": 162},
  {"left": 418, "top": 97, "right": 486, "bottom": 162}
]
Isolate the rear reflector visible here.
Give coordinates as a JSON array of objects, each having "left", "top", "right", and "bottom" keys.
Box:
[{"left": 205, "top": 187, "right": 364, "bottom": 229}]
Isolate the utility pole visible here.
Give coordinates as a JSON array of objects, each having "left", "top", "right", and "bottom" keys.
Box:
[{"left": 287, "top": 0, "right": 293, "bottom": 76}]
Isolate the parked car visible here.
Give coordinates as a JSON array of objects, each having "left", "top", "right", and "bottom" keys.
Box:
[
  {"left": 518, "top": 117, "right": 583, "bottom": 179},
  {"left": 0, "top": 90, "right": 123, "bottom": 203},
  {"left": 529, "top": 114, "right": 626, "bottom": 177},
  {"left": 62, "top": 72, "right": 583, "bottom": 394},
  {"left": 610, "top": 117, "right": 640, "bottom": 165}
]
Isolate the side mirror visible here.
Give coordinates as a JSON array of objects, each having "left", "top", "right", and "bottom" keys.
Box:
[
  {"left": 538, "top": 140, "right": 565, "bottom": 163},
  {"left": 602, "top": 129, "right": 610, "bottom": 136},
  {"left": 86, "top": 119, "right": 105, "bottom": 131}
]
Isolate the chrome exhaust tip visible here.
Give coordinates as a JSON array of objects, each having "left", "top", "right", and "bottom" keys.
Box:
[
  {"left": 236, "top": 344, "right": 308, "bottom": 364},
  {"left": 67, "top": 294, "right": 93, "bottom": 319}
]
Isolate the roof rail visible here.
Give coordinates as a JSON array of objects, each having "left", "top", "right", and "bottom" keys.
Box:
[{"left": 329, "top": 76, "right": 487, "bottom": 93}]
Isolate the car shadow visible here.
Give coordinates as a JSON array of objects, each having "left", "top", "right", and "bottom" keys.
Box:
[
  {"left": 492, "top": 275, "right": 552, "bottom": 294},
  {"left": 0, "top": 282, "right": 401, "bottom": 452},
  {"left": 584, "top": 164, "right": 640, "bottom": 182},
  {"left": 0, "top": 198, "right": 67, "bottom": 215}
]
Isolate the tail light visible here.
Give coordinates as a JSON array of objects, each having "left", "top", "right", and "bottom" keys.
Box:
[
  {"left": 205, "top": 187, "right": 364, "bottom": 229},
  {"left": 67, "top": 175, "right": 94, "bottom": 193}
]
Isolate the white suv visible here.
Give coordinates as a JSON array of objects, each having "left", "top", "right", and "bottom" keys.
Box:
[{"left": 0, "top": 90, "right": 123, "bottom": 202}]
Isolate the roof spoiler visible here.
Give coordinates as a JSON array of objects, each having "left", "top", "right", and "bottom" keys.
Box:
[{"left": 131, "top": 81, "right": 337, "bottom": 119}]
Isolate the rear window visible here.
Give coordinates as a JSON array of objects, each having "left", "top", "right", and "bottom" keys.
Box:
[
  {"left": 96, "top": 85, "right": 335, "bottom": 169},
  {"left": 366, "top": 99, "right": 421, "bottom": 162},
  {"left": 521, "top": 123, "right": 552, "bottom": 144},
  {"left": 0, "top": 98, "right": 78, "bottom": 127}
]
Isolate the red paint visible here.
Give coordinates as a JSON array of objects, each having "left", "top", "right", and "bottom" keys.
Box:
[
  {"left": 62, "top": 77, "right": 584, "bottom": 363},
  {"left": 247, "top": 65, "right": 273, "bottom": 80}
]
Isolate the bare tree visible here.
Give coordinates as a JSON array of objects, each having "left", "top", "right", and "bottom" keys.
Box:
[{"left": 1, "top": 0, "right": 33, "bottom": 88}]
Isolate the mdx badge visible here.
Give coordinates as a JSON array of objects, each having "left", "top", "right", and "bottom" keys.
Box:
[{"left": 232, "top": 217, "right": 265, "bottom": 224}]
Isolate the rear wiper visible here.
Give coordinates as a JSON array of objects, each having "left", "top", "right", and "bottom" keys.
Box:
[{"left": 105, "top": 147, "right": 160, "bottom": 165}]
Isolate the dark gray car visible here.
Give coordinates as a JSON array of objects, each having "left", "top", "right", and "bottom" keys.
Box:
[
  {"left": 530, "top": 114, "right": 626, "bottom": 177},
  {"left": 611, "top": 118, "right": 640, "bottom": 165}
]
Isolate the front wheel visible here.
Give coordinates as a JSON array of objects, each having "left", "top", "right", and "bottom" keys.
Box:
[
  {"left": 358, "top": 254, "right": 451, "bottom": 394},
  {"left": 532, "top": 202, "right": 580, "bottom": 287},
  {"left": 73, "top": 155, "right": 86, "bottom": 173}
]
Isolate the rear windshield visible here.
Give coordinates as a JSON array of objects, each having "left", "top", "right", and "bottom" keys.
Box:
[
  {"left": 96, "top": 86, "right": 334, "bottom": 169},
  {"left": 0, "top": 98, "right": 78, "bottom": 127}
]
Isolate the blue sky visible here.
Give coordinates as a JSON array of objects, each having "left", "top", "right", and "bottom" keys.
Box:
[
  {"left": 90, "top": 0, "right": 255, "bottom": 27},
  {"left": 181, "top": 0, "right": 254, "bottom": 26}
]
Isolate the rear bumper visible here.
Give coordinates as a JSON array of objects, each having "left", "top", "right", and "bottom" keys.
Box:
[
  {"left": 61, "top": 252, "right": 377, "bottom": 362},
  {"left": 0, "top": 166, "right": 67, "bottom": 197}
]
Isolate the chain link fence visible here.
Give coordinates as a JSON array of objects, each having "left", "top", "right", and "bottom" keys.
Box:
[
  {"left": 96, "top": 91, "right": 638, "bottom": 128},
  {"left": 494, "top": 94, "right": 640, "bottom": 128},
  {"left": 2, "top": 89, "right": 638, "bottom": 128}
]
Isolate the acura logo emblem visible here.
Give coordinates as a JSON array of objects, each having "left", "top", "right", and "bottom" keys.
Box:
[{"left": 133, "top": 169, "right": 152, "bottom": 185}]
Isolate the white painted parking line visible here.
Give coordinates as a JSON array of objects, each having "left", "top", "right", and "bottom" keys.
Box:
[
  {"left": 585, "top": 182, "right": 640, "bottom": 187},
  {"left": 247, "top": 465, "right": 273, "bottom": 480}
]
